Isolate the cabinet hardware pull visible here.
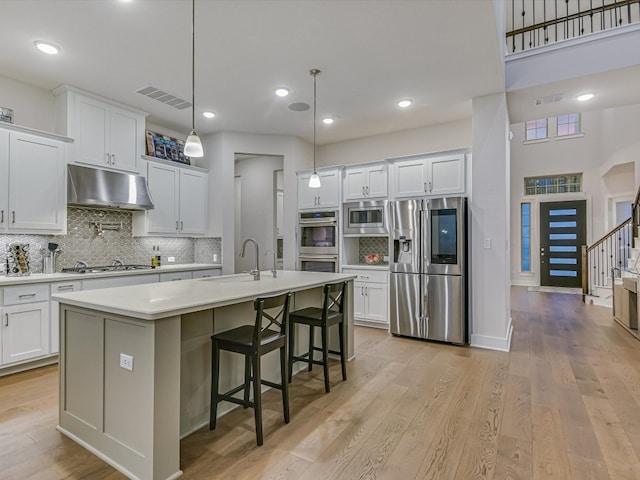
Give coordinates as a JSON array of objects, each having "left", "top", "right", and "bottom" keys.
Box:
[
  {"left": 12, "top": 211, "right": 15, "bottom": 223},
  {"left": 105, "top": 153, "right": 110, "bottom": 165},
  {"left": 171, "top": 278, "right": 182, "bottom": 281},
  {"left": 424, "top": 182, "right": 427, "bottom": 192},
  {"left": 4, "top": 314, "right": 8, "bottom": 327},
  {"left": 366, "top": 186, "right": 369, "bottom": 196},
  {"left": 365, "top": 286, "right": 369, "bottom": 295},
  {"left": 180, "top": 221, "right": 184, "bottom": 230},
  {"left": 57, "top": 285, "right": 75, "bottom": 290},
  {"left": 362, "top": 186, "right": 365, "bottom": 196},
  {"left": 18, "top": 293, "right": 37, "bottom": 298},
  {"left": 361, "top": 286, "right": 364, "bottom": 295},
  {"left": 176, "top": 221, "right": 179, "bottom": 230},
  {"left": 111, "top": 154, "right": 116, "bottom": 165},
  {"left": 0, "top": 210, "right": 3, "bottom": 223},
  {"left": 428, "top": 181, "right": 432, "bottom": 192}
]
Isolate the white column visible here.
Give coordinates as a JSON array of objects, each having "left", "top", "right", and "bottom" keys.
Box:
[{"left": 470, "top": 92, "right": 512, "bottom": 351}]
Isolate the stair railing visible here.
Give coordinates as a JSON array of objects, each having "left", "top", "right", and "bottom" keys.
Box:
[{"left": 583, "top": 183, "right": 640, "bottom": 299}]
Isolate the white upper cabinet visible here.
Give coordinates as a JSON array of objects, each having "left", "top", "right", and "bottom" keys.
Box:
[
  {"left": 0, "top": 128, "right": 67, "bottom": 234},
  {"left": 298, "top": 169, "right": 340, "bottom": 209},
  {"left": 392, "top": 152, "right": 465, "bottom": 198},
  {"left": 133, "top": 159, "right": 208, "bottom": 237},
  {"left": 343, "top": 164, "right": 388, "bottom": 201},
  {"left": 54, "top": 85, "right": 146, "bottom": 173}
]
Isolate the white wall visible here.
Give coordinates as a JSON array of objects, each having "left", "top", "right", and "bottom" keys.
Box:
[
  {"left": 201, "top": 132, "right": 312, "bottom": 274},
  {"left": 234, "top": 155, "right": 283, "bottom": 273},
  {"left": 510, "top": 104, "right": 640, "bottom": 286},
  {"left": 317, "top": 119, "right": 471, "bottom": 167},
  {"left": 0, "top": 76, "right": 55, "bottom": 132},
  {"left": 471, "top": 93, "right": 512, "bottom": 351}
]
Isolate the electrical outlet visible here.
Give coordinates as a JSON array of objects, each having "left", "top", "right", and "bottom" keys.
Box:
[
  {"left": 167, "top": 256, "right": 175, "bottom": 263},
  {"left": 119, "top": 353, "right": 133, "bottom": 371}
]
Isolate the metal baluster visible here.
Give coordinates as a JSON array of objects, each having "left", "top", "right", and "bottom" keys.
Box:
[
  {"left": 590, "top": 0, "right": 593, "bottom": 33},
  {"left": 522, "top": 0, "right": 525, "bottom": 51},
  {"left": 602, "top": 0, "right": 605, "bottom": 30},
  {"left": 532, "top": 0, "right": 535, "bottom": 48},
  {"left": 614, "top": 0, "right": 618, "bottom": 25}
]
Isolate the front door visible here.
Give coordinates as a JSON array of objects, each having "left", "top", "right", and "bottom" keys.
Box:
[{"left": 540, "top": 200, "right": 587, "bottom": 287}]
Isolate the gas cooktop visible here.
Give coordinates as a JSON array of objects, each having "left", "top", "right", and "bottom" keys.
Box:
[{"left": 61, "top": 264, "right": 155, "bottom": 274}]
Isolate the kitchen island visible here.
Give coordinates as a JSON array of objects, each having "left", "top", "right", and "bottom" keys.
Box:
[{"left": 52, "top": 270, "right": 355, "bottom": 480}]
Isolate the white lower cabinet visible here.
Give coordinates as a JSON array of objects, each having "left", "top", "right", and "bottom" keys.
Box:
[
  {"left": 343, "top": 268, "right": 389, "bottom": 329},
  {"left": 50, "top": 281, "right": 82, "bottom": 354},
  {"left": 1, "top": 284, "right": 50, "bottom": 365},
  {"left": 192, "top": 269, "right": 222, "bottom": 279},
  {"left": 160, "top": 271, "right": 192, "bottom": 282}
]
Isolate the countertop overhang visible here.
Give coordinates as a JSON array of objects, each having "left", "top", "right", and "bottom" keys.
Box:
[{"left": 52, "top": 270, "right": 356, "bottom": 320}]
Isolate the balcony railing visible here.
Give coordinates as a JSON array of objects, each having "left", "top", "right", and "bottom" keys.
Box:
[{"left": 507, "top": 0, "right": 640, "bottom": 53}]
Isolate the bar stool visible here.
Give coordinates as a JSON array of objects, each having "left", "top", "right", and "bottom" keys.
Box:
[
  {"left": 209, "top": 291, "right": 291, "bottom": 446},
  {"left": 288, "top": 281, "right": 347, "bottom": 393}
]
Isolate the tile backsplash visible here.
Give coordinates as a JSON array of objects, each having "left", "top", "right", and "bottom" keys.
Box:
[
  {"left": 359, "top": 237, "right": 389, "bottom": 265},
  {"left": 1, "top": 207, "right": 221, "bottom": 274}
]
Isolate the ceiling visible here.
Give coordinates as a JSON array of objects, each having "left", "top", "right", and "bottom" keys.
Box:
[{"left": 0, "top": 0, "right": 505, "bottom": 145}]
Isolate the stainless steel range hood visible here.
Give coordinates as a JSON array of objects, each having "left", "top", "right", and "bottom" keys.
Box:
[{"left": 67, "top": 164, "right": 154, "bottom": 210}]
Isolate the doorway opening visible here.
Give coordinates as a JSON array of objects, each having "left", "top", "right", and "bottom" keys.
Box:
[{"left": 234, "top": 153, "right": 284, "bottom": 274}]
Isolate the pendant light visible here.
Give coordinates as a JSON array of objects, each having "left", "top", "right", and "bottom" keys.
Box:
[
  {"left": 184, "top": 0, "right": 204, "bottom": 158},
  {"left": 308, "top": 68, "right": 321, "bottom": 188}
]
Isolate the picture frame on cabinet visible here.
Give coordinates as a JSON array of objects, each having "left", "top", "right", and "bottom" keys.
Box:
[{"left": 145, "top": 130, "right": 190, "bottom": 165}]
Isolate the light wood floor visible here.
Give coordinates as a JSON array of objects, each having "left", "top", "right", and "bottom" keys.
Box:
[{"left": 2, "top": 287, "right": 640, "bottom": 479}]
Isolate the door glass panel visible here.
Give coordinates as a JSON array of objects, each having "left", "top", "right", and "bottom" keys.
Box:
[
  {"left": 549, "top": 258, "right": 578, "bottom": 264},
  {"left": 550, "top": 245, "right": 577, "bottom": 252},
  {"left": 550, "top": 270, "right": 578, "bottom": 277},
  {"left": 431, "top": 208, "right": 457, "bottom": 264},
  {"left": 549, "top": 209, "right": 577, "bottom": 216},
  {"left": 549, "top": 221, "right": 577, "bottom": 228},
  {"left": 549, "top": 233, "right": 577, "bottom": 240}
]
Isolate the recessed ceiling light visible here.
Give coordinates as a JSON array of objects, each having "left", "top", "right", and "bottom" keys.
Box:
[
  {"left": 322, "top": 117, "right": 334, "bottom": 125},
  {"left": 34, "top": 40, "right": 60, "bottom": 55},
  {"left": 202, "top": 111, "right": 216, "bottom": 119},
  {"left": 397, "top": 99, "right": 413, "bottom": 108},
  {"left": 577, "top": 93, "right": 595, "bottom": 102},
  {"left": 275, "top": 88, "right": 290, "bottom": 97}
]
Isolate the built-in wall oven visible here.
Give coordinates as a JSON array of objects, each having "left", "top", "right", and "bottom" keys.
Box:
[
  {"left": 298, "top": 254, "right": 339, "bottom": 273},
  {"left": 298, "top": 210, "right": 339, "bottom": 255},
  {"left": 344, "top": 200, "right": 388, "bottom": 235}
]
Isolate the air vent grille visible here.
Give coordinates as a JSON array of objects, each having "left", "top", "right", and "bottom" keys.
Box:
[
  {"left": 535, "top": 94, "right": 563, "bottom": 106},
  {"left": 136, "top": 86, "right": 192, "bottom": 110}
]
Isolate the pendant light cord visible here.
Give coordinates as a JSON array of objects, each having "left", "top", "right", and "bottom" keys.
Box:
[
  {"left": 191, "top": 0, "right": 196, "bottom": 132},
  {"left": 313, "top": 71, "right": 316, "bottom": 173}
]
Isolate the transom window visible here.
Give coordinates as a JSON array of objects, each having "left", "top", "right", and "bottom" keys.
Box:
[
  {"left": 524, "top": 173, "right": 582, "bottom": 196},
  {"left": 557, "top": 113, "right": 581, "bottom": 137},
  {"left": 525, "top": 118, "right": 548, "bottom": 141}
]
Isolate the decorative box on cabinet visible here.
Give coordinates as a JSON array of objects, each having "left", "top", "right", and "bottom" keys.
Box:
[
  {"left": 342, "top": 268, "right": 389, "bottom": 329},
  {"left": 54, "top": 85, "right": 146, "bottom": 173},
  {"left": 298, "top": 169, "right": 341, "bottom": 209},
  {"left": 343, "top": 164, "right": 387, "bottom": 201},
  {"left": 0, "top": 126, "right": 68, "bottom": 234},
  {"left": 392, "top": 152, "right": 466, "bottom": 198},
  {"left": 1, "top": 284, "right": 50, "bottom": 365},
  {"left": 133, "top": 158, "right": 208, "bottom": 237}
]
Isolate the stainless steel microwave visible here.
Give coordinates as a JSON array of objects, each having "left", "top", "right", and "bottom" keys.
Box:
[{"left": 344, "top": 200, "right": 388, "bottom": 235}]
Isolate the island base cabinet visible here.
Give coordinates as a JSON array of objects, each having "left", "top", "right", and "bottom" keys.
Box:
[{"left": 58, "top": 306, "right": 182, "bottom": 480}]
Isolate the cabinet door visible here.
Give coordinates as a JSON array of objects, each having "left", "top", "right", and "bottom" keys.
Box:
[
  {"left": 147, "top": 163, "right": 179, "bottom": 234},
  {"left": 0, "top": 130, "right": 8, "bottom": 230},
  {"left": 393, "top": 159, "right": 428, "bottom": 198},
  {"left": 160, "top": 271, "right": 192, "bottom": 282},
  {"left": 364, "top": 282, "right": 388, "bottom": 323},
  {"left": 8, "top": 133, "right": 66, "bottom": 232},
  {"left": 2, "top": 302, "right": 50, "bottom": 364},
  {"left": 366, "top": 165, "right": 388, "bottom": 198},
  {"left": 109, "top": 107, "right": 141, "bottom": 172},
  {"left": 298, "top": 174, "right": 319, "bottom": 209},
  {"left": 353, "top": 281, "right": 366, "bottom": 319},
  {"left": 318, "top": 170, "right": 340, "bottom": 207},
  {"left": 343, "top": 169, "right": 367, "bottom": 201},
  {"left": 428, "top": 154, "right": 465, "bottom": 196},
  {"left": 179, "top": 169, "right": 207, "bottom": 236},
  {"left": 75, "top": 95, "right": 110, "bottom": 167}
]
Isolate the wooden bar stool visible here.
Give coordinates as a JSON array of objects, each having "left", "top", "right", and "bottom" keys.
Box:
[
  {"left": 288, "top": 281, "right": 347, "bottom": 393},
  {"left": 209, "top": 291, "right": 291, "bottom": 446}
]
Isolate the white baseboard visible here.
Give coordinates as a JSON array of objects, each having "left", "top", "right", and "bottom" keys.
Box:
[{"left": 470, "top": 317, "right": 513, "bottom": 352}]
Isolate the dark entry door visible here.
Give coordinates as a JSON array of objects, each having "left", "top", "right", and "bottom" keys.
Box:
[{"left": 540, "top": 200, "right": 587, "bottom": 287}]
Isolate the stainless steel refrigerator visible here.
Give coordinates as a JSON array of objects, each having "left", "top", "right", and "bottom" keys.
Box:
[{"left": 389, "top": 197, "right": 467, "bottom": 344}]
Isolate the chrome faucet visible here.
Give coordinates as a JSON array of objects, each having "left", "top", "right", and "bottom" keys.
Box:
[
  {"left": 265, "top": 250, "right": 277, "bottom": 278},
  {"left": 112, "top": 259, "right": 124, "bottom": 267},
  {"left": 240, "top": 238, "right": 260, "bottom": 280},
  {"left": 74, "top": 260, "right": 88, "bottom": 269}
]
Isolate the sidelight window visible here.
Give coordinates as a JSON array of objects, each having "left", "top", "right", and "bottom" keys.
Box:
[{"left": 521, "top": 202, "right": 531, "bottom": 272}]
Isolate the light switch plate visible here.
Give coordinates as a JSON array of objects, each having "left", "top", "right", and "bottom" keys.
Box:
[{"left": 167, "top": 256, "right": 176, "bottom": 263}]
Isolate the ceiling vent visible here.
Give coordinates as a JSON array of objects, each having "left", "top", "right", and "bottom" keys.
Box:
[
  {"left": 535, "top": 94, "right": 563, "bottom": 106},
  {"left": 136, "top": 86, "right": 192, "bottom": 110}
]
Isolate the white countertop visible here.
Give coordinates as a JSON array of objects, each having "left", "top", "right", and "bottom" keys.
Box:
[
  {"left": 0, "top": 263, "right": 221, "bottom": 287},
  {"left": 53, "top": 270, "right": 356, "bottom": 320}
]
